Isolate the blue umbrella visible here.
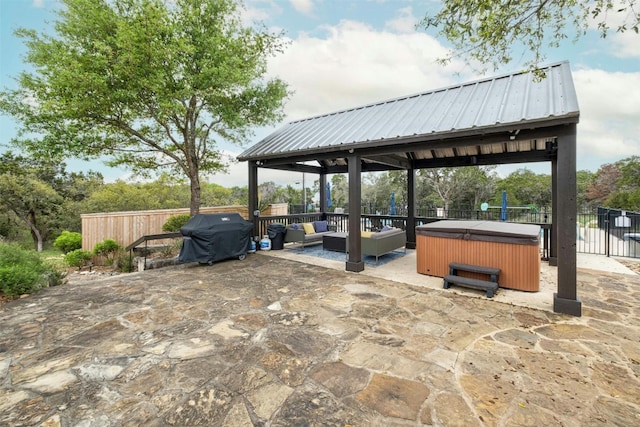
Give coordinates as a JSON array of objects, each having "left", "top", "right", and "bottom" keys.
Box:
[
  {"left": 390, "top": 192, "right": 396, "bottom": 215},
  {"left": 500, "top": 190, "right": 507, "bottom": 221},
  {"left": 326, "top": 182, "right": 332, "bottom": 208}
]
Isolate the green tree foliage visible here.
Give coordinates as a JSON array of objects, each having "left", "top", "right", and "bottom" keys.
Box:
[
  {"left": 496, "top": 168, "right": 551, "bottom": 209},
  {"left": 576, "top": 170, "right": 595, "bottom": 211},
  {"left": 330, "top": 174, "right": 348, "bottom": 210},
  {"left": 1, "top": 0, "right": 289, "bottom": 217},
  {"left": 83, "top": 181, "right": 157, "bottom": 213},
  {"left": 0, "top": 152, "right": 102, "bottom": 247},
  {"left": 53, "top": 231, "right": 83, "bottom": 254},
  {"left": 586, "top": 162, "right": 623, "bottom": 207},
  {"left": 419, "top": 0, "right": 640, "bottom": 73},
  {"left": 0, "top": 170, "right": 62, "bottom": 251},
  {"left": 593, "top": 156, "right": 640, "bottom": 210}
]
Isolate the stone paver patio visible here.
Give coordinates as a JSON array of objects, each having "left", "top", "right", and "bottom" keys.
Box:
[{"left": 1, "top": 253, "right": 639, "bottom": 426}]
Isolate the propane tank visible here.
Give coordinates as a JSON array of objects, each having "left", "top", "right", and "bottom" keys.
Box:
[{"left": 260, "top": 235, "right": 271, "bottom": 251}]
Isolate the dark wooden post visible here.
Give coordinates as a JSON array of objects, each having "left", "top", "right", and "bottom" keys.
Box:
[
  {"left": 405, "top": 168, "right": 416, "bottom": 249},
  {"left": 553, "top": 125, "right": 581, "bottom": 316},
  {"left": 319, "top": 173, "right": 328, "bottom": 214},
  {"left": 346, "top": 154, "right": 364, "bottom": 272},
  {"left": 248, "top": 161, "right": 260, "bottom": 238},
  {"left": 549, "top": 156, "right": 558, "bottom": 266}
]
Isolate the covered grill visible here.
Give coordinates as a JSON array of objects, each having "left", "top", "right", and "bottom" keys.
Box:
[{"left": 179, "top": 213, "right": 253, "bottom": 265}]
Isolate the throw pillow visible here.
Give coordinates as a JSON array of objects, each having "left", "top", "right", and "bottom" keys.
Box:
[
  {"left": 381, "top": 225, "right": 393, "bottom": 232},
  {"left": 314, "top": 220, "right": 328, "bottom": 232},
  {"left": 361, "top": 231, "right": 374, "bottom": 238},
  {"left": 302, "top": 222, "right": 316, "bottom": 234},
  {"left": 291, "top": 223, "right": 301, "bottom": 230}
]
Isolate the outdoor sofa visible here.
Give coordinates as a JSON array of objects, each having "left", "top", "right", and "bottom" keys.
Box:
[
  {"left": 352, "top": 227, "right": 406, "bottom": 263},
  {"left": 284, "top": 220, "right": 336, "bottom": 248}
]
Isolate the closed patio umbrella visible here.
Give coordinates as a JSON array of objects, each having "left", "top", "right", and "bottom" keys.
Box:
[{"left": 390, "top": 192, "right": 396, "bottom": 215}]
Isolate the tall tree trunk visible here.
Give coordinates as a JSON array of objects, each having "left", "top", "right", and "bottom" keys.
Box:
[
  {"left": 27, "top": 210, "right": 44, "bottom": 252},
  {"left": 189, "top": 173, "right": 201, "bottom": 217}
]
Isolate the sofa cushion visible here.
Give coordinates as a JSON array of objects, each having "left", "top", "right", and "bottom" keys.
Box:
[
  {"left": 302, "top": 223, "right": 316, "bottom": 234},
  {"left": 314, "top": 220, "right": 329, "bottom": 232}
]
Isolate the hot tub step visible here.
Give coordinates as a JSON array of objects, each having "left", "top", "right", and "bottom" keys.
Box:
[
  {"left": 449, "top": 262, "right": 500, "bottom": 283},
  {"left": 443, "top": 275, "right": 499, "bottom": 298}
]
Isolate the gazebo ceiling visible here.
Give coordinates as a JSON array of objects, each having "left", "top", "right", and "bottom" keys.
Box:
[{"left": 238, "top": 61, "right": 579, "bottom": 173}]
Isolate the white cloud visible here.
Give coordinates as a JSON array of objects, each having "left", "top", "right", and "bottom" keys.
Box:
[
  {"left": 610, "top": 31, "right": 640, "bottom": 58},
  {"left": 289, "top": 0, "right": 314, "bottom": 16},
  {"left": 384, "top": 6, "right": 418, "bottom": 34},
  {"left": 267, "top": 19, "right": 470, "bottom": 121},
  {"left": 241, "top": 0, "right": 283, "bottom": 26},
  {"left": 573, "top": 67, "right": 640, "bottom": 170}
]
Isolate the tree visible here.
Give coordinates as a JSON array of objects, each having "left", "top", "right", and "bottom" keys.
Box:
[
  {"left": 419, "top": 0, "right": 640, "bottom": 73},
  {"left": 601, "top": 156, "right": 640, "bottom": 210},
  {"left": 0, "top": 173, "right": 62, "bottom": 251},
  {"left": 576, "top": 170, "right": 595, "bottom": 211},
  {"left": 1, "top": 0, "right": 288, "bottom": 217},
  {"left": 496, "top": 168, "right": 551, "bottom": 209},
  {"left": 330, "top": 174, "right": 348, "bottom": 210},
  {"left": 418, "top": 168, "right": 460, "bottom": 216},
  {"left": 0, "top": 151, "right": 100, "bottom": 248},
  {"left": 450, "top": 166, "right": 498, "bottom": 210},
  {"left": 586, "top": 163, "right": 623, "bottom": 206}
]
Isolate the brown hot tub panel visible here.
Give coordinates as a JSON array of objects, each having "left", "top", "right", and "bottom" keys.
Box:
[{"left": 416, "top": 220, "right": 541, "bottom": 292}]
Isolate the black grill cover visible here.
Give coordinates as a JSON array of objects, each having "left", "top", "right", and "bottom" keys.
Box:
[{"left": 179, "top": 213, "right": 253, "bottom": 264}]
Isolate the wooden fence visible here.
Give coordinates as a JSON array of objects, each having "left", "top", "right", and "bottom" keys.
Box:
[
  {"left": 81, "top": 203, "right": 289, "bottom": 251},
  {"left": 81, "top": 206, "right": 249, "bottom": 251}
]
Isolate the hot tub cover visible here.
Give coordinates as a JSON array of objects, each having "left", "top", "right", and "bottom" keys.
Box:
[
  {"left": 179, "top": 213, "right": 253, "bottom": 264},
  {"left": 416, "top": 220, "right": 540, "bottom": 246}
]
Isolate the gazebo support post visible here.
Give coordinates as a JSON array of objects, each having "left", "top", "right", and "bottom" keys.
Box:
[
  {"left": 319, "top": 173, "right": 328, "bottom": 214},
  {"left": 406, "top": 168, "right": 416, "bottom": 249},
  {"left": 554, "top": 125, "right": 581, "bottom": 316},
  {"left": 346, "top": 154, "right": 364, "bottom": 272},
  {"left": 248, "top": 161, "right": 260, "bottom": 238},
  {"left": 549, "top": 156, "right": 558, "bottom": 266}
]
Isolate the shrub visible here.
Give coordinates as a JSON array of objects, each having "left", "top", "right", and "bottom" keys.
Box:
[
  {"left": 53, "top": 231, "right": 83, "bottom": 254},
  {"left": 160, "top": 238, "right": 182, "bottom": 257},
  {"left": 65, "top": 249, "right": 93, "bottom": 270},
  {"left": 93, "top": 239, "right": 121, "bottom": 264},
  {"left": 114, "top": 249, "right": 134, "bottom": 273},
  {"left": 162, "top": 214, "right": 191, "bottom": 232},
  {"left": 0, "top": 242, "right": 57, "bottom": 298}
]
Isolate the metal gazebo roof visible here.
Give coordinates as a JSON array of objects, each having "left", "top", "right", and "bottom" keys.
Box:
[{"left": 238, "top": 61, "right": 579, "bottom": 170}]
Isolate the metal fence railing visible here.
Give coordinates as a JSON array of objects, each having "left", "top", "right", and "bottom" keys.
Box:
[{"left": 256, "top": 207, "right": 640, "bottom": 259}]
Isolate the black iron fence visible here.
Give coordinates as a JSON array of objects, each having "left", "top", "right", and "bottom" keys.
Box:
[
  {"left": 577, "top": 208, "right": 640, "bottom": 258},
  {"left": 256, "top": 207, "right": 640, "bottom": 259}
]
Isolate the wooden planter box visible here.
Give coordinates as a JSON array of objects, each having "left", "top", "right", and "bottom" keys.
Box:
[{"left": 416, "top": 220, "right": 541, "bottom": 292}]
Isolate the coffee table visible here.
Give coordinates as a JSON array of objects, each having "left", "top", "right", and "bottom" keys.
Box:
[{"left": 322, "top": 232, "right": 348, "bottom": 253}]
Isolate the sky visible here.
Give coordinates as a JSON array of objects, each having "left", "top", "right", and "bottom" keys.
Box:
[{"left": 1, "top": 0, "right": 639, "bottom": 190}]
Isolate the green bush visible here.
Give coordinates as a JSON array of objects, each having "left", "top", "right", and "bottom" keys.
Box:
[
  {"left": 162, "top": 214, "right": 191, "bottom": 232},
  {"left": 0, "top": 242, "right": 59, "bottom": 298},
  {"left": 64, "top": 249, "right": 93, "bottom": 270},
  {"left": 93, "top": 239, "right": 121, "bottom": 264},
  {"left": 53, "top": 231, "right": 83, "bottom": 254},
  {"left": 115, "top": 249, "right": 134, "bottom": 273}
]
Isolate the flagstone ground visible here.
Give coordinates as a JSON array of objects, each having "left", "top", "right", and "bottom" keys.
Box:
[{"left": 1, "top": 253, "right": 639, "bottom": 426}]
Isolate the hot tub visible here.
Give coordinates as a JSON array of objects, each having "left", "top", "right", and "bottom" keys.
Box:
[{"left": 416, "top": 220, "right": 541, "bottom": 292}]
